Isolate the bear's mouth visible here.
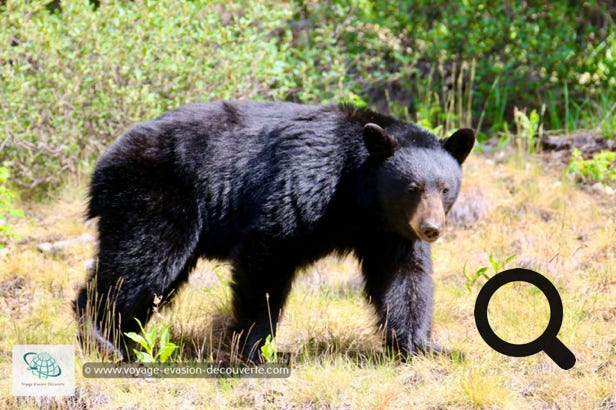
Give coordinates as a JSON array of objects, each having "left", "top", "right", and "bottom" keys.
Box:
[{"left": 413, "top": 226, "right": 441, "bottom": 243}]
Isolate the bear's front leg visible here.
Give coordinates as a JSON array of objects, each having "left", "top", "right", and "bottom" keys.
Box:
[{"left": 359, "top": 236, "right": 446, "bottom": 357}]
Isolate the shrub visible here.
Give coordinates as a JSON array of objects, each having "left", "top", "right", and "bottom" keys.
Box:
[
  {"left": 567, "top": 149, "right": 616, "bottom": 186},
  {"left": 289, "top": 0, "right": 616, "bottom": 134},
  {"left": 1, "top": 0, "right": 615, "bottom": 194},
  {"left": 1, "top": 0, "right": 296, "bottom": 194}
]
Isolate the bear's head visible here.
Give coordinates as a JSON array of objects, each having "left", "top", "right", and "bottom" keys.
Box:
[{"left": 364, "top": 123, "right": 475, "bottom": 243}]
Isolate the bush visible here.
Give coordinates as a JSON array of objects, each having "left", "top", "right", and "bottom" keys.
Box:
[
  {"left": 567, "top": 149, "right": 616, "bottom": 186},
  {"left": 289, "top": 0, "right": 616, "bottom": 134},
  {"left": 1, "top": 0, "right": 615, "bottom": 194},
  {"left": 1, "top": 0, "right": 296, "bottom": 194}
]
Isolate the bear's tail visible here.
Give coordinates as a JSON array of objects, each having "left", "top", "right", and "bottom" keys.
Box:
[
  {"left": 85, "top": 166, "right": 108, "bottom": 220},
  {"left": 86, "top": 181, "right": 103, "bottom": 220}
]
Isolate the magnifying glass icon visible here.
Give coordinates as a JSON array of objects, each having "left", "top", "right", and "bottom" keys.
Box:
[{"left": 474, "top": 268, "right": 576, "bottom": 370}]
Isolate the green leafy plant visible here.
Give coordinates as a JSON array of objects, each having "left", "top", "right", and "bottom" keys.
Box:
[
  {"left": 463, "top": 253, "right": 516, "bottom": 292},
  {"left": 567, "top": 149, "right": 616, "bottom": 186},
  {"left": 258, "top": 292, "right": 278, "bottom": 363},
  {"left": 260, "top": 334, "right": 277, "bottom": 363},
  {"left": 514, "top": 107, "right": 542, "bottom": 154},
  {"left": 463, "top": 265, "right": 490, "bottom": 292},
  {"left": 488, "top": 253, "right": 517, "bottom": 275},
  {"left": 124, "top": 318, "right": 178, "bottom": 363}
]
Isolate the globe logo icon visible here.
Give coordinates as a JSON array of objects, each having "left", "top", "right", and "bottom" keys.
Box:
[{"left": 23, "top": 352, "right": 62, "bottom": 379}]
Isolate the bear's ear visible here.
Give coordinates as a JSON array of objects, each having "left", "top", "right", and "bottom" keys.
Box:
[
  {"left": 363, "top": 123, "right": 397, "bottom": 158},
  {"left": 442, "top": 128, "right": 475, "bottom": 165}
]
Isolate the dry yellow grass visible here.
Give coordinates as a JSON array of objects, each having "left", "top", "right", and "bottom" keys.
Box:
[{"left": 0, "top": 151, "right": 614, "bottom": 409}]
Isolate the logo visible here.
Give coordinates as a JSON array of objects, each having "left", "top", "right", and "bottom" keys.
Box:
[
  {"left": 12, "top": 345, "right": 75, "bottom": 397},
  {"left": 23, "top": 352, "right": 62, "bottom": 379},
  {"left": 474, "top": 268, "right": 576, "bottom": 370}
]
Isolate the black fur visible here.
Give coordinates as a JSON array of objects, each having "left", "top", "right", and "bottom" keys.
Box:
[{"left": 75, "top": 101, "right": 474, "bottom": 362}]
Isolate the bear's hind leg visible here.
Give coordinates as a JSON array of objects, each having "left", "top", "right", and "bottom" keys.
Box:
[{"left": 75, "top": 178, "right": 202, "bottom": 360}]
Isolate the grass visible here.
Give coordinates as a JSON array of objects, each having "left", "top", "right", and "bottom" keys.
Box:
[{"left": 0, "top": 151, "right": 614, "bottom": 409}]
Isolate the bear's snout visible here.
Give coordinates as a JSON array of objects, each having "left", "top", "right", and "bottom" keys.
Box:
[
  {"left": 420, "top": 222, "right": 441, "bottom": 241},
  {"left": 410, "top": 192, "right": 446, "bottom": 243}
]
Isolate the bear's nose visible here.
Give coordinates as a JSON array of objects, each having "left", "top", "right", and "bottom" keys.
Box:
[{"left": 420, "top": 223, "right": 441, "bottom": 241}]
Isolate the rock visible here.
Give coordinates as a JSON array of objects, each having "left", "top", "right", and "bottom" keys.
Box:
[
  {"left": 37, "top": 242, "right": 54, "bottom": 253},
  {"left": 38, "top": 233, "right": 96, "bottom": 254},
  {"left": 541, "top": 133, "right": 616, "bottom": 158},
  {"left": 590, "top": 182, "right": 615, "bottom": 196},
  {"left": 447, "top": 188, "right": 489, "bottom": 228},
  {"left": 84, "top": 258, "right": 96, "bottom": 270},
  {"left": 541, "top": 136, "right": 571, "bottom": 151}
]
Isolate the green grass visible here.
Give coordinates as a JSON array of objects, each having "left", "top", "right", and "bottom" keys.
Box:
[{"left": 1, "top": 151, "right": 614, "bottom": 409}]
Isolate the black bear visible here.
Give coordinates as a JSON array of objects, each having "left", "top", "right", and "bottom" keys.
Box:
[{"left": 75, "top": 101, "right": 474, "bottom": 362}]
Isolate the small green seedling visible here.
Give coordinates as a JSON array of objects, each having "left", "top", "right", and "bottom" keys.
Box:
[
  {"left": 258, "top": 292, "right": 278, "bottom": 363},
  {"left": 260, "top": 334, "right": 277, "bottom": 363},
  {"left": 463, "top": 253, "right": 516, "bottom": 292},
  {"left": 124, "top": 318, "right": 177, "bottom": 363}
]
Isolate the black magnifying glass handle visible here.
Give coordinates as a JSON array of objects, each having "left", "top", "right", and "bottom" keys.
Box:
[{"left": 543, "top": 337, "right": 576, "bottom": 370}]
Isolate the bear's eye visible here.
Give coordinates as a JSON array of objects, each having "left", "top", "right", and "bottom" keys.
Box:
[
  {"left": 408, "top": 182, "right": 422, "bottom": 192},
  {"left": 438, "top": 181, "right": 449, "bottom": 195}
]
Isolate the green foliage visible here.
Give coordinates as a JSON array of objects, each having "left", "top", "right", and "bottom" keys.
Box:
[
  {"left": 1, "top": 0, "right": 615, "bottom": 193},
  {"left": 260, "top": 334, "right": 277, "bottom": 363},
  {"left": 1, "top": 0, "right": 295, "bottom": 194},
  {"left": 513, "top": 107, "right": 542, "bottom": 154},
  {"left": 259, "top": 292, "right": 278, "bottom": 363},
  {"left": 463, "top": 253, "right": 515, "bottom": 292},
  {"left": 0, "top": 163, "right": 24, "bottom": 244},
  {"left": 487, "top": 253, "right": 517, "bottom": 276},
  {"left": 463, "top": 264, "right": 490, "bottom": 293},
  {"left": 291, "top": 0, "right": 616, "bottom": 136},
  {"left": 124, "top": 318, "right": 178, "bottom": 363},
  {"left": 567, "top": 149, "right": 616, "bottom": 186}
]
